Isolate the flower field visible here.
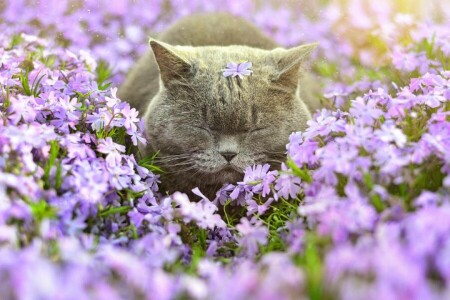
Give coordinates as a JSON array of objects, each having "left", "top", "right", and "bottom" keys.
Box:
[{"left": 1, "top": 0, "right": 450, "bottom": 299}]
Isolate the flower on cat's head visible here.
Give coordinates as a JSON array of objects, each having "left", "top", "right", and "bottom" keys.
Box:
[{"left": 223, "top": 61, "right": 253, "bottom": 79}]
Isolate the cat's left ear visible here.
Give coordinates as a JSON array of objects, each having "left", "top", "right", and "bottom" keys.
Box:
[
  {"left": 149, "top": 38, "right": 193, "bottom": 86},
  {"left": 271, "top": 43, "right": 318, "bottom": 89}
]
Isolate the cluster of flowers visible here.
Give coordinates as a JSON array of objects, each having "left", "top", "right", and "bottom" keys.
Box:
[
  {"left": 211, "top": 73, "right": 450, "bottom": 299},
  {"left": 0, "top": 16, "right": 304, "bottom": 300},
  {"left": 1, "top": 0, "right": 450, "bottom": 299}
]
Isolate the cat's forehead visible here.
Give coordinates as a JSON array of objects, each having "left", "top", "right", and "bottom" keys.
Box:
[{"left": 191, "top": 46, "right": 275, "bottom": 71}]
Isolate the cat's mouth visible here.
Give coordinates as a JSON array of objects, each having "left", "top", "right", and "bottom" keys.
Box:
[
  {"left": 216, "top": 166, "right": 243, "bottom": 182},
  {"left": 195, "top": 164, "right": 243, "bottom": 183},
  {"left": 223, "top": 164, "right": 243, "bottom": 173}
]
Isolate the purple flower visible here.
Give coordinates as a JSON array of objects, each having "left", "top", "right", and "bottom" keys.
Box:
[
  {"left": 349, "top": 96, "right": 383, "bottom": 126},
  {"left": 274, "top": 163, "right": 301, "bottom": 200},
  {"left": 86, "top": 110, "right": 113, "bottom": 132},
  {"left": 222, "top": 61, "right": 253, "bottom": 79},
  {"left": 305, "top": 109, "right": 346, "bottom": 139},
  {"left": 238, "top": 164, "right": 277, "bottom": 197},
  {"left": 236, "top": 218, "right": 268, "bottom": 257},
  {"left": 287, "top": 133, "right": 319, "bottom": 167},
  {"left": 97, "top": 137, "right": 125, "bottom": 166},
  {"left": 213, "top": 184, "right": 235, "bottom": 206},
  {"left": 246, "top": 198, "right": 273, "bottom": 216},
  {"left": 173, "top": 192, "right": 225, "bottom": 229}
]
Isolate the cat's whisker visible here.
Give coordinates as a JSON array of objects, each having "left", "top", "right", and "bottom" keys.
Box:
[
  {"left": 155, "top": 154, "right": 191, "bottom": 161},
  {"left": 264, "top": 157, "right": 285, "bottom": 162},
  {"left": 264, "top": 159, "right": 285, "bottom": 166},
  {"left": 162, "top": 162, "right": 194, "bottom": 169},
  {"left": 164, "top": 165, "right": 198, "bottom": 174},
  {"left": 158, "top": 153, "right": 191, "bottom": 157},
  {"left": 155, "top": 157, "right": 190, "bottom": 163},
  {"left": 263, "top": 150, "right": 287, "bottom": 156}
]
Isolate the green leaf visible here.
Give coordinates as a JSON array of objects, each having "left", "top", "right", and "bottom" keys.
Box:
[
  {"left": 295, "top": 235, "right": 327, "bottom": 300},
  {"left": 287, "top": 158, "right": 312, "bottom": 183},
  {"left": 29, "top": 199, "right": 57, "bottom": 222},
  {"left": 370, "top": 194, "right": 385, "bottom": 212},
  {"left": 31, "top": 72, "right": 46, "bottom": 97},
  {"left": 187, "top": 244, "right": 206, "bottom": 274},
  {"left": 9, "top": 34, "right": 24, "bottom": 49},
  {"left": 363, "top": 172, "right": 373, "bottom": 190},
  {"left": 55, "top": 163, "right": 63, "bottom": 191},
  {"left": 43, "top": 141, "right": 60, "bottom": 190},
  {"left": 19, "top": 69, "right": 32, "bottom": 96},
  {"left": 139, "top": 152, "right": 164, "bottom": 174},
  {"left": 99, "top": 206, "right": 131, "bottom": 217},
  {"left": 96, "top": 60, "right": 112, "bottom": 90}
]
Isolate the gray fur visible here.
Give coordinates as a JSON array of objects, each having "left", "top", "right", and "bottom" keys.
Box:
[{"left": 119, "top": 13, "right": 318, "bottom": 198}]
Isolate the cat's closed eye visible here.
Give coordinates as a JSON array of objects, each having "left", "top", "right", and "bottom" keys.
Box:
[
  {"left": 187, "top": 125, "right": 211, "bottom": 134},
  {"left": 247, "top": 127, "right": 270, "bottom": 138},
  {"left": 249, "top": 127, "right": 267, "bottom": 133},
  {"left": 187, "top": 125, "right": 268, "bottom": 137}
]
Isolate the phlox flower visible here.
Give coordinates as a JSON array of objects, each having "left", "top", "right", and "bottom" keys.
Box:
[
  {"left": 274, "top": 163, "right": 301, "bottom": 200},
  {"left": 86, "top": 109, "right": 113, "bottom": 132},
  {"left": 349, "top": 97, "right": 383, "bottom": 126},
  {"left": 222, "top": 61, "right": 253, "bottom": 79},
  {"left": 119, "top": 104, "right": 139, "bottom": 132},
  {"left": 236, "top": 218, "right": 268, "bottom": 257},
  {"left": 213, "top": 184, "right": 235, "bottom": 206},
  {"left": 416, "top": 92, "right": 446, "bottom": 108},
  {"left": 4, "top": 1, "right": 450, "bottom": 298},
  {"left": 375, "top": 121, "right": 407, "bottom": 148},
  {"left": 173, "top": 192, "right": 225, "bottom": 229},
  {"left": 97, "top": 137, "right": 125, "bottom": 166},
  {"left": 305, "top": 109, "right": 346, "bottom": 139},
  {"left": 7, "top": 95, "right": 37, "bottom": 124},
  {"left": 128, "top": 120, "right": 147, "bottom": 146},
  {"left": 239, "top": 164, "right": 277, "bottom": 197},
  {"left": 392, "top": 48, "right": 421, "bottom": 72},
  {"left": 287, "top": 133, "right": 319, "bottom": 167},
  {"left": 323, "top": 86, "right": 350, "bottom": 107},
  {"left": 246, "top": 198, "right": 273, "bottom": 216}
]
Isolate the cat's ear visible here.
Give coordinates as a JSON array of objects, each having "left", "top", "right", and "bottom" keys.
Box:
[
  {"left": 272, "top": 43, "right": 318, "bottom": 90},
  {"left": 149, "top": 38, "right": 192, "bottom": 85}
]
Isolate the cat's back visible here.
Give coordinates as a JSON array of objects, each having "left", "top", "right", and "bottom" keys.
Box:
[
  {"left": 158, "top": 13, "right": 277, "bottom": 49},
  {"left": 119, "top": 13, "right": 278, "bottom": 113}
]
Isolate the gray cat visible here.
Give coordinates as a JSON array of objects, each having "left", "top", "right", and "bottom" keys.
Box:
[{"left": 119, "top": 13, "right": 318, "bottom": 198}]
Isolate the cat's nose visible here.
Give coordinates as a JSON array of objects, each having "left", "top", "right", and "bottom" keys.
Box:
[{"left": 220, "top": 151, "right": 237, "bottom": 162}]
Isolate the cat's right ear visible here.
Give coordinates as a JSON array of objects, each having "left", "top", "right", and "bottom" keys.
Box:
[
  {"left": 271, "top": 43, "right": 318, "bottom": 90},
  {"left": 149, "top": 39, "right": 192, "bottom": 85}
]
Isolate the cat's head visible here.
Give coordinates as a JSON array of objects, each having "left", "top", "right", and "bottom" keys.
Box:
[{"left": 142, "top": 39, "right": 316, "bottom": 191}]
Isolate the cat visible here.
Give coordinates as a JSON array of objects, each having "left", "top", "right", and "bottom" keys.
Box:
[{"left": 119, "top": 13, "right": 319, "bottom": 199}]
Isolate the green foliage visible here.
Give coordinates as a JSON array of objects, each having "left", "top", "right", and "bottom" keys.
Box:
[
  {"left": 43, "top": 141, "right": 62, "bottom": 190},
  {"left": 295, "top": 234, "right": 334, "bottom": 300},
  {"left": 29, "top": 199, "right": 57, "bottom": 223},
  {"left": 139, "top": 152, "right": 164, "bottom": 174},
  {"left": 8, "top": 34, "right": 23, "bottom": 49},
  {"left": 18, "top": 67, "right": 45, "bottom": 97},
  {"left": 96, "top": 60, "right": 112, "bottom": 90},
  {"left": 99, "top": 206, "right": 132, "bottom": 217},
  {"left": 286, "top": 158, "right": 312, "bottom": 183}
]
